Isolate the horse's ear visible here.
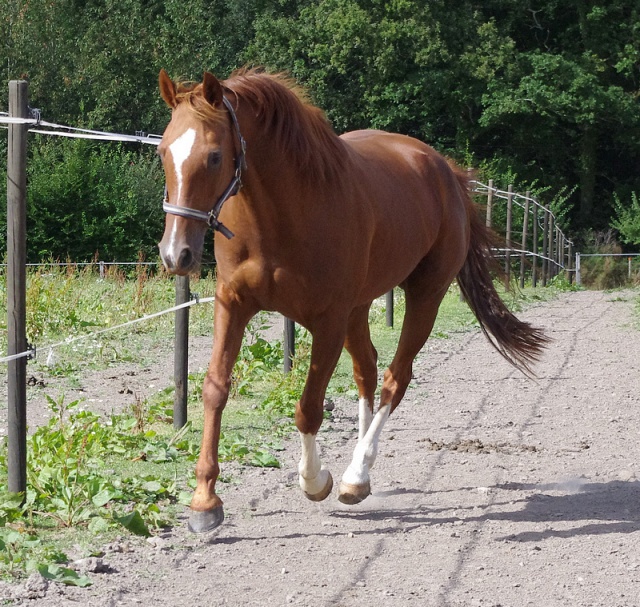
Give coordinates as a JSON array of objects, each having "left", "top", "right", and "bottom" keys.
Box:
[
  {"left": 159, "top": 69, "right": 177, "bottom": 109},
  {"left": 202, "top": 72, "right": 223, "bottom": 106}
]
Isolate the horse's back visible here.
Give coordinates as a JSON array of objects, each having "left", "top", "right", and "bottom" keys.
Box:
[
  {"left": 339, "top": 129, "right": 470, "bottom": 296},
  {"left": 340, "top": 129, "right": 467, "bottom": 224}
]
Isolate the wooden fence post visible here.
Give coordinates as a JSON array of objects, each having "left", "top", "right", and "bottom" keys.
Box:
[
  {"left": 386, "top": 289, "right": 394, "bottom": 327},
  {"left": 486, "top": 179, "right": 493, "bottom": 228},
  {"left": 541, "top": 206, "right": 549, "bottom": 287},
  {"left": 7, "top": 80, "right": 29, "bottom": 497},
  {"left": 532, "top": 200, "right": 538, "bottom": 287},
  {"left": 548, "top": 212, "right": 555, "bottom": 281},
  {"left": 173, "top": 275, "right": 190, "bottom": 429},
  {"left": 519, "top": 191, "right": 530, "bottom": 288},
  {"left": 557, "top": 228, "right": 563, "bottom": 274},
  {"left": 505, "top": 185, "right": 513, "bottom": 282},
  {"left": 284, "top": 318, "right": 295, "bottom": 373}
]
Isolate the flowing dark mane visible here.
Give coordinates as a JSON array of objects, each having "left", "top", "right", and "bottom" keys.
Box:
[{"left": 223, "top": 69, "right": 348, "bottom": 184}]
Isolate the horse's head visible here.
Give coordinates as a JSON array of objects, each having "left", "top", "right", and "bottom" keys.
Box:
[{"left": 157, "top": 69, "right": 243, "bottom": 275}]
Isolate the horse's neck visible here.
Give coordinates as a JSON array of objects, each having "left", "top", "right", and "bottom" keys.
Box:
[{"left": 241, "top": 137, "right": 319, "bottom": 220}]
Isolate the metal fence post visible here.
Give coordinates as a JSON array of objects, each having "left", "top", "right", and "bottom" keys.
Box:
[{"left": 575, "top": 252, "right": 581, "bottom": 286}]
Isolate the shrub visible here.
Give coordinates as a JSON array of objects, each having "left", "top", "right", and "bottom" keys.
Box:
[{"left": 21, "top": 138, "right": 164, "bottom": 262}]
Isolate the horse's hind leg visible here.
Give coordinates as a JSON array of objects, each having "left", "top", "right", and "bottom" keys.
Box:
[
  {"left": 339, "top": 284, "right": 449, "bottom": 504},
  {"left": 297, "top": 321, "right": 346, "bottom": 501},
  {"left": 336, "top": 304, "right": 379, "bottom": 503},
  {"left": 344, "top": 304, "right": 378, "bottom": 440}
]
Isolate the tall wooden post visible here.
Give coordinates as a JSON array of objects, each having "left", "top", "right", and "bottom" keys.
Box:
[
  {"left": 532, "top": 201, "right": 538, "bottom": 287},
  {"left": 519, "top": 191, "right": 530, "bottom": 288},
  {"left": 173, "top": 275, "right": 190, "bottom": 428},
  {"left": 485, "top": 179, "right": 493, "bottom": 228},
  {"left": 7, "top": 81, "right": 29, "bottom": 496},
  {"left": 542, "top": 207, "right": 549, "bottom": 287},
  {"left": 505, "top": 185, "right": 513, "bottom": 282},
  {"left": 548, "top": 212, "right": 555, "bottom": 281},
  {"left": 557, "top": 228, "right": 563, "bottom": 276}
]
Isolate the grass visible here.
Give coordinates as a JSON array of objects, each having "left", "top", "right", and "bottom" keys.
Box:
[{"left": 0, "top": 263, "right": 575, "bottom": 584}]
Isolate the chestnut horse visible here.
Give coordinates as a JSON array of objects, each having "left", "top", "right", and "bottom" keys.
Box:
[{"left": 157, "top": 68, "right": 547, "bottom": 533}]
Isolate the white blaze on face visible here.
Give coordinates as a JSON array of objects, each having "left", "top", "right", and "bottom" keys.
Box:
[
  {"left": 168, "top": 127, "right": 197, "bottom": 205},
  {"left": 164, "top": 128, "right": 197, "bottom": 259}
]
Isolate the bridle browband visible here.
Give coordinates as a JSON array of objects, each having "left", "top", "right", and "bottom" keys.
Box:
[{"left": 162, "top": 96, "right": 247, "bottom": 240}]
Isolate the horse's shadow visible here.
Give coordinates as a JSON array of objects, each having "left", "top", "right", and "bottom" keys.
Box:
[
  {"left": 208, "top": 480, "right": 640, "bottom": 544},
  {"left": 333, "top": 480, "right": 640, "bottom": 541}
]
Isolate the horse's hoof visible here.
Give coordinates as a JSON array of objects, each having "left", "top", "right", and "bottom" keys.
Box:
[
  {"left": 188, "top": 506, "right": 225, "bottom": 533},
  {"left": 303, "top": 470, "right": 334, "bottom": 502},
  {"left": 338, "top": 480, "right": 371, "bottom": 505}
]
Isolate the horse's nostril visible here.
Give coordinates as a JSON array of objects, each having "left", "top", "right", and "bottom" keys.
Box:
[{"left": 178, "top": 248, "right": 193, "bottom": 270}]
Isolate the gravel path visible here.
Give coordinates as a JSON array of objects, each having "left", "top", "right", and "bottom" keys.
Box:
[{"left": 5, "top": 289, "right": 640, "bottom": 607}]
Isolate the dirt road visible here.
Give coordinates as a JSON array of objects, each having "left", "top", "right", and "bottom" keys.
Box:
[{"left": 6, "top": 289, "right": 640, "bottom": 607}]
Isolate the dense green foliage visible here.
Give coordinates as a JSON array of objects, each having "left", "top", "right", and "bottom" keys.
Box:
[
  {"left": 1, "top": 0, "right": 639, "bottom": 258},
  {"left": 26, "top": 140, "right": 164, "bottom": 262}
]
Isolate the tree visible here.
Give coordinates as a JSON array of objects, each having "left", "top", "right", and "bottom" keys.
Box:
[
  {"left": 612, "top": 192, "right": 640, "bottom": 246},
  {"left": 247, "top": 0, "right": 480, "bottom": 149},
  {"left": 473, "top": 1, "right": 640, "bottom": 231}
]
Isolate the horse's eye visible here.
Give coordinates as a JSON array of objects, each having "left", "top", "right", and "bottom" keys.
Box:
[{"left": 208, "top": 150, "right": 222, "bottom": 169}]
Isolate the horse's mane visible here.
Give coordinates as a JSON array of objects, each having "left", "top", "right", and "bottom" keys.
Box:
[
  {"left": 173, "top": 82, "right": 225, "bottom": 126},
  {"left": 176, "top": 68, "right": 348, "bottom": 185}
]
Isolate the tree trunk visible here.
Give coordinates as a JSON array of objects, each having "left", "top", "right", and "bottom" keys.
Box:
[{"left": 578, "top": 124, "right": 597, "bottom": 225}]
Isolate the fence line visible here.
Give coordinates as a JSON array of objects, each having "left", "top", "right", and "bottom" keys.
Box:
[
  {"left": 3, "top": 83, "right": 188, "bottom": 498},
  {"left": 471, "top": 179, "right": 573, "bottom": 288},
  {"left": 0, "top": 295, "right": 215, "bottom": 365},
  {"left": 575, "top": 252, "right": 640, "bottom": 286},
  {"left": 0, "top": 112, "right": 162, "bottom": 145}
]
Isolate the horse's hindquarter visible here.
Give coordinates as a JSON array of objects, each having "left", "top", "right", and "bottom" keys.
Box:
[{"left": 340, "top": 130, "right": 469, "bottom": 300}]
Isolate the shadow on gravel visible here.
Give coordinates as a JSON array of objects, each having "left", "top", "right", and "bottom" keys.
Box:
[
  {"left": 191, "top": 480, "right": 640, "bottom": 545},
  {"left": 327, "top": 480, "right": 640, "bottom": 540},
  {"left": 490, "top": 479, "right": 640, "bottom": 541}
]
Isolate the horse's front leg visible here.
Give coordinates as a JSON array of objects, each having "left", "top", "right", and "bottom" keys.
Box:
[
  {"left": 297, "top": 324, "right": 346, "bottom": 502},
  {"left": 188, "top": 283, "right": 256, "bottom": 533}
]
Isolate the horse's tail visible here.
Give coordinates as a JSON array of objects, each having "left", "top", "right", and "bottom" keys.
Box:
[{"left": 454, "top": 169, "right": 549, "bottom": 375}]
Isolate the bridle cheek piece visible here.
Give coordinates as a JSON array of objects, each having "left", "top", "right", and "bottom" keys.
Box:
[{"left": 162, "top": 96, "right": 246, "bottom": 240}]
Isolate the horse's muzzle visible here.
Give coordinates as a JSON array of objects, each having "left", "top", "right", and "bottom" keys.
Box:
[{"left": 159, "top": 242, "right": 199, "bottom": 275}]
